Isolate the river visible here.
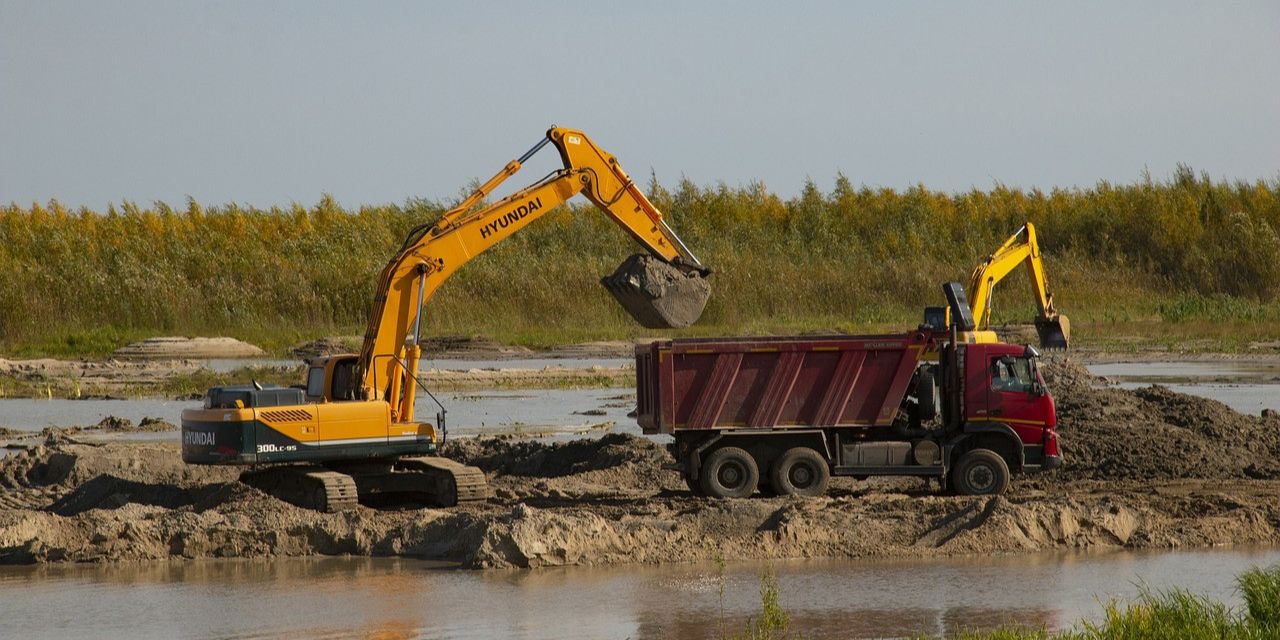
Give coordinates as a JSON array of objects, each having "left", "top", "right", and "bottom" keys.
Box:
[{"left": 1, "top": 547, "right": 1276, "bottom": 639}]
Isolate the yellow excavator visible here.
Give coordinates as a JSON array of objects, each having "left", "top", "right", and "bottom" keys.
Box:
[
  {"left": 180, "top": 126, "right": 711, "bottom": 511},
  {"left": 932, "top": 222, "right": 1069, "bottom": 349}
]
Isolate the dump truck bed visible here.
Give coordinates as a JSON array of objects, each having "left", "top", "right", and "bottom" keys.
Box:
[{"left": 636, "top": 331, "right": 936, "bottom": 434}]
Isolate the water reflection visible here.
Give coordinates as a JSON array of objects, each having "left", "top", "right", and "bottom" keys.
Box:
[{"left": 1, "top": 549, "right": 1276, "bottom": 640}]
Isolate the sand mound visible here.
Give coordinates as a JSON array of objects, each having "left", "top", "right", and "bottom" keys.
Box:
[
  {"left": 114, "top": 336, "right": 265, "bottom": 359},
  {"left": 289, "top": 337, "right": 359, "bottom": 359},
  {"left": 445, "top": 433, "right": 666, "bottom": 477},
  {"left": 1042, "top": 357, "right": 1280, "bottom": 481}
]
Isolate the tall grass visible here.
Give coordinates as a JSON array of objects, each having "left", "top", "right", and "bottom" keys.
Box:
[
  {"left": 924, "top": 565, "right": 1280, "bottom": 639},
  {"left": 3, "top": 166, "right": 1279, "bottom": 355}
]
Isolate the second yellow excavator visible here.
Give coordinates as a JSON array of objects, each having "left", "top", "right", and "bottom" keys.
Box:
[
  {"left": 933, "top": 222, "right": 1070, "bottom": 349},
  {"left": 180, "top": 126, "right": 711, "bottom": 510}
]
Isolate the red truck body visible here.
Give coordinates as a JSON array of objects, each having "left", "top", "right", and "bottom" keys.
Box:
[{"left": 635, "top": 328, "right": 1060, "bottom": 498}]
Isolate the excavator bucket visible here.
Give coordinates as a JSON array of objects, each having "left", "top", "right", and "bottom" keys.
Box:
[
  {"left": 602, "top": 254, "right": 711, "bottom": 329},
  {"left": 1035, "top": 314, "right": 1071, "bottom": 350}
]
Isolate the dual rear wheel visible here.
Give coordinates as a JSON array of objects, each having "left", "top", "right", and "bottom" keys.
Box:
[{"left": 695, "top": 446, "right": 830, "bottom": 499}]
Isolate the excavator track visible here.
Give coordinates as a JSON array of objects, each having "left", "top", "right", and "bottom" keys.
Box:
[
  {"left": 240, "top": 466, "right": 359, "bottom": 513},
  {"left": 394, "top": 456, "right": 489, "bottom": 506}
]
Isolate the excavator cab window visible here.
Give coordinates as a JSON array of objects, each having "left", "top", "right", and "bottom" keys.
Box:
[
  {"left": 306, "top": 367, "right": 326, "bottom": 399},
  {"left": 330, "top": 359, "right": 357, "bottom": 401}
]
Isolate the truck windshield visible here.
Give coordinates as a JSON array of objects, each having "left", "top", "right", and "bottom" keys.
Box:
[{"left": 992, "top": 357, "right": 1035, "bottom": 393}]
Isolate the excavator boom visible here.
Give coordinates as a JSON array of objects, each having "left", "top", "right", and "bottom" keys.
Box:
[
  {"left": 963, "top": 222, "right": 1070, "bottom": 349},
  {"left": 358, "top": 126, "right": 711, "bottom": 420}
]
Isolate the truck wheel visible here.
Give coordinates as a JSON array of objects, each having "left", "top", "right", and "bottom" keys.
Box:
[
  {"left": 769, "top": 447, "right": 830, "bottom": 498},
  {"left": 916, "top": 368, "right": 937, "bottom": 421},
  {"left": 951, "top": 449, "right": 1010, "bottom": 496},
  {"left": 700, "top": 447, "right": 759, "bottom": 498}
]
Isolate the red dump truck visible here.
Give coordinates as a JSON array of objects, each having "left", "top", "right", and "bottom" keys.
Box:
[{"left": 635, "top": 283, "right": 1061, "bottom": 498}]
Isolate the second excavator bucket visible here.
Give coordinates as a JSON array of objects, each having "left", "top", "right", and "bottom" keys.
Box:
[
  {"left": 1035, "top": 314, "right": 1071, "bottom": 350},
  {"left": 602, "top": 254, "right": 711, "bottom": 329}
]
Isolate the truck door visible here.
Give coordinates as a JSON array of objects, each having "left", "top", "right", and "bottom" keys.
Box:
[{"left": 985, "top": 354, "right": 1048, "bottom": 444}]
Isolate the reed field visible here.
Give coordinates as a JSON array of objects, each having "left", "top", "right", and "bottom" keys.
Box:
[{"left": 3, "top": 166, "right": 1278, "bottom": 356}]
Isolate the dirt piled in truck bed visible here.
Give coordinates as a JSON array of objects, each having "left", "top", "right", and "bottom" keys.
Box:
[{"left": 1, "top": 358, "right": 1278, "bottom": 568}]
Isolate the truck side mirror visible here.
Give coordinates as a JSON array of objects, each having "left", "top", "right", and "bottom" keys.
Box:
[{"left": 1031, "top": 381, "right": 1045, "bottom": 396}]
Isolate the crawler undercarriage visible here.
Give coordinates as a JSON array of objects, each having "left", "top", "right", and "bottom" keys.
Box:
[{"left": 240, "top": 457, "right": 488, "bottom": 512}]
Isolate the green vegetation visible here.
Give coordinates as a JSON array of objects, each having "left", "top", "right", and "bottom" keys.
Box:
[
  {"left": 938, "top": 565, "right": 1280, "bottom": 639},
  {"left": 4, "top": 166, "right": 1279, "bottom": 357}
]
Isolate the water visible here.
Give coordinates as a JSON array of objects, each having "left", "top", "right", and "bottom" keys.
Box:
[
  {"left": 1087, "top": 360, "right": 1280, "bottom": 382},
  {"left": 1086, "top": 361, "right": 1280, "bottom": 415},
  {"left": 0, "top": 389, "right": 638, "bottom": 440},
  {"left": 0, "top": 548, "right": 1275, "bottom": 639},
  {"left": 199, "top": 357, "right": 631, "bottom": 373},
  {"left": 4, "top": 359, "right": 1276, "bottom": 433}
]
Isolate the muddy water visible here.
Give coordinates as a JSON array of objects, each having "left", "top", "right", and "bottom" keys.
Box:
[
  {"left": 1, "top": 360, "right": 1271, "bottom": 433},
  {"left": 1087, "top": 361, "right": 1280, "bottom": 414},
  {"left": 0, "top": 548, "right": 1276, "bottom": 639},
  {"left": 200, "top": 357, "right": 632, "bottom": 373},
  {"left": 0, "top": 389, "right": 638, "bottom": 440}
]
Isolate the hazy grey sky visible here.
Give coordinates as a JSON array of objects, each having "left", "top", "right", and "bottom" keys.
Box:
[{"left": 3, "top": 1, "right": 1278, "bottom": 209}]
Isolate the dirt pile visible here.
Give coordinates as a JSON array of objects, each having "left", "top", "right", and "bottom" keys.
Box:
[
  {"left": 114, "top": 336, "right": 265, "bottom": 359},
  {"left": 289, "top": 337, "right": 358, "bottom": 359},
  {"left": 94, "top": 416, "right": 177, "bottom": 433},
  {"left": 1041, "top": 357, "right": 1280, "bottom": 481},
  {"left": 601, "top": 254, "right": 711, "bottom": 329}
]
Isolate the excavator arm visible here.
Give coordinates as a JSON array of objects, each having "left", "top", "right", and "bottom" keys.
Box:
[
  {"left": 355, "top": 127, "right": 710, "bottom": 421},
  {"left": 964, "top": 223, "right": 1070, "bottom": 349}
]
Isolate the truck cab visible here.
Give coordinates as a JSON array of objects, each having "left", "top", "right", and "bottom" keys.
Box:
[{"left": 964, "top": 343, "right": 1059, "bottom": 470}]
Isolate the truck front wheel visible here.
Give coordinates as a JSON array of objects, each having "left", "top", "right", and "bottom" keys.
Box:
[
  {"left": 700, "top": 447, "right": 759, "bottom": 498},
  {"left": 769, "top": 447, "right": 830, "bottom": 497},
  {"left": 951, "top": 449, "right": 1010, "bottom": 496}
]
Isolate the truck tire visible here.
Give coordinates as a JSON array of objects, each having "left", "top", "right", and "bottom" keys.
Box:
[
  {"left": 916, "top": 368, "right": 937, "bottom": 421},
  {"left": 769, "top": 447, "right": 830, "bottom": 498},
  {"left": 700, "top": 447, "right": 759, "bottom": 498},
  {"left": 951, "top": 449, "right": 1010, "bottom": 496}
]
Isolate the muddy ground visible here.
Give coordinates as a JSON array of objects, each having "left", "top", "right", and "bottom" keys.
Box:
[{"left": 0, "top": 359, "right": 1277, "bottom": 569}]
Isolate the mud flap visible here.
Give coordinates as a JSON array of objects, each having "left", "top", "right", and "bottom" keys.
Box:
[
  {"left": 601, "top": 253, "right": 711, "bottom": 329},
  {"left": 1035, "top": 314, "right": 1070, "bottom": 350}
]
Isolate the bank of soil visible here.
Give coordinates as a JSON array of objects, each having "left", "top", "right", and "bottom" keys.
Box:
[
  {"left": 1, "top": 359, "right": 1278, "bottom": 568},
  {"left": 114, "top": 337, "right": 266, "bottom": 359}
]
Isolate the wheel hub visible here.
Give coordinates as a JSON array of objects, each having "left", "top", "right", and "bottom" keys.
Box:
[
  {"left": 966, "top": 464, "right": 995, "bottom": 492},
  {"left": 719, "top": 463, "right": 744, "bottom": 488}
]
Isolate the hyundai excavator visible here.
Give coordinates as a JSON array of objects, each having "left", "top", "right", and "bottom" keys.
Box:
[
  {"left": 932, "top": 222, "right": 1069, "bottom": 349},
  {"left": 180, "top": 126, "right": 711, "bottom": 511}
]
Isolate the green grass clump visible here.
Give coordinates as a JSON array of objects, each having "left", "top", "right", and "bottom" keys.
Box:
[
  {"left": 920, "top": 564, "right": 1280, "bottom": 639},
  {"left": 3, "top": 166, "right": 1280, "bottom": 356}
]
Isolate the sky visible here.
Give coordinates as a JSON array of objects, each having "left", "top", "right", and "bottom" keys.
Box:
[{"left": 2, "top": 1, "right": 1278, "bottom": 209}]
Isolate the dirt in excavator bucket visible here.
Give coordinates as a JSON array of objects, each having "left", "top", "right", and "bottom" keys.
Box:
[
  {"left": 601, "top": 254, "right": 711, "bottom": 329},
  {"left": 1035, "top": 314, "right": 1071, "bottom": 350}
]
